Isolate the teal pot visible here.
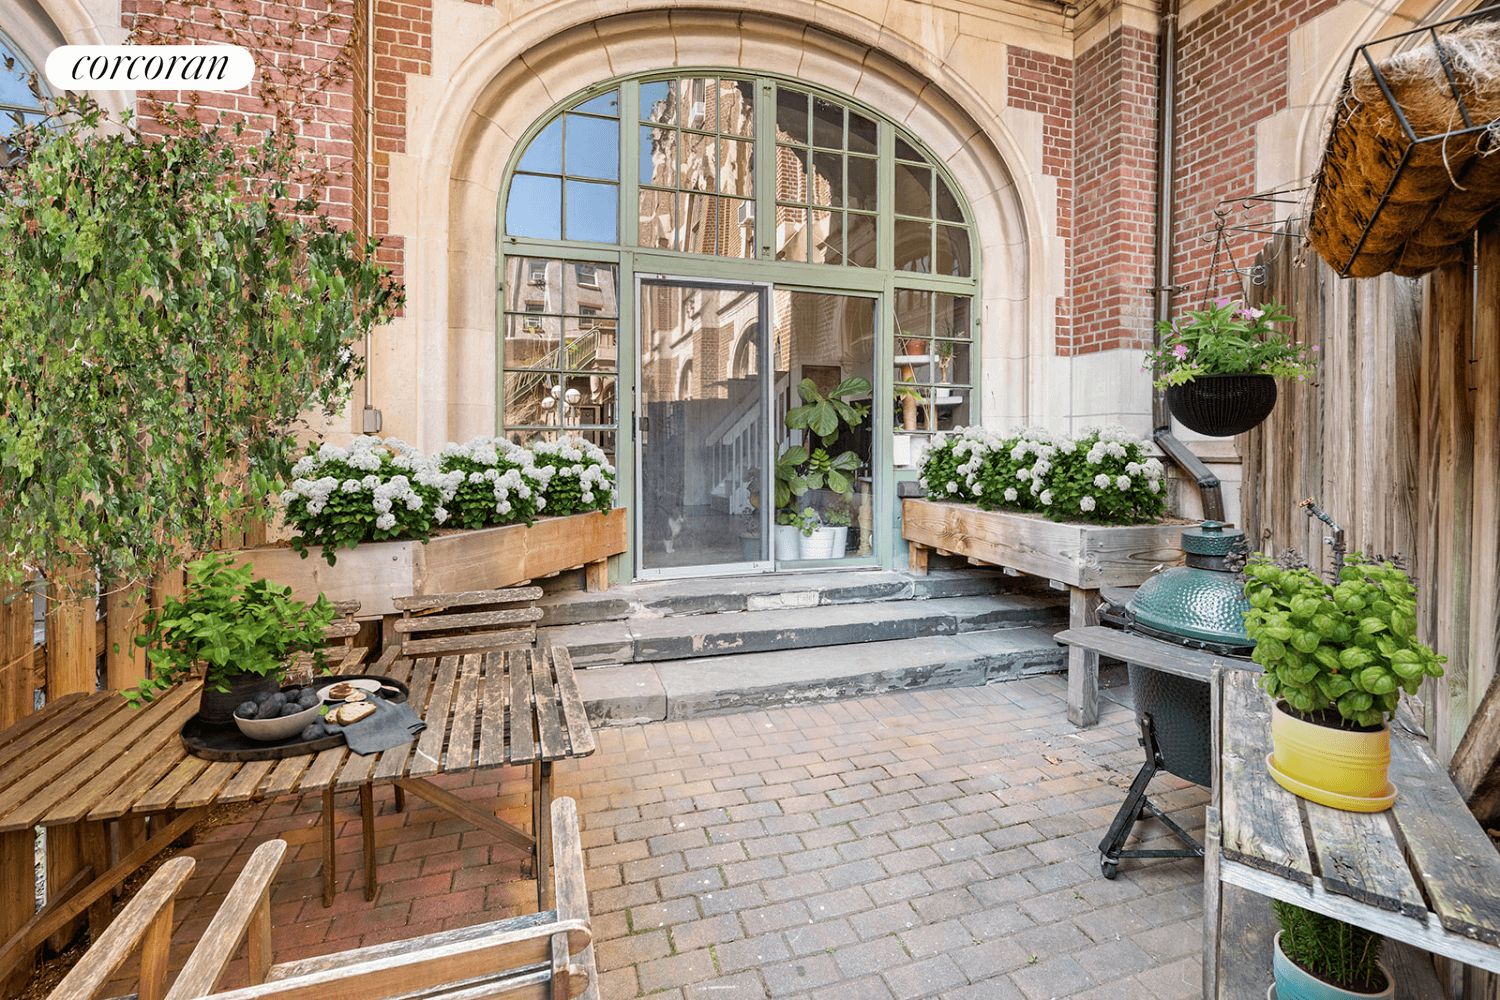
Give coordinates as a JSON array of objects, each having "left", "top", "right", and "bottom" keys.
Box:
[
  {"left": 199, "top": 671, "right": 280, "bottom": 725},
  {"left": 1167, "top": 373, "right": 1278, "bottom": 437},
  {"left": 1272, "top": 932, "right": 1393, "bottom": 1000}
]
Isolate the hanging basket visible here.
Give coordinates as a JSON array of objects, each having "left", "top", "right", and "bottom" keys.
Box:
[{"left": 1167, "top": 374, "right": 1278, "bottom": 437}]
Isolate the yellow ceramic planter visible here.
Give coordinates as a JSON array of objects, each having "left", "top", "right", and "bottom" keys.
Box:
[{"left": 1268, "top": 701, "right": 1396, "bottom": 812}]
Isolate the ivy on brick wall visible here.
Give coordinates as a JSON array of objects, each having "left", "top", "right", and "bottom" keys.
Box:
[{"left": 0, "top": 92, "right": 403, "bottom": 595}]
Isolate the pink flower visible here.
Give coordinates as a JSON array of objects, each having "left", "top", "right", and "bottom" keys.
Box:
[
  {"left": 1172, "top": 343, "right": 1189, "bottom": 360},
  {"left": 1240, "top": 306, "right": 1264, "bottom": 320},
  {"left": 1213, "top": 296, "right": 1233, "bottom": 308},
  {"left": 1311, "top": 345, "right": 1320, "bottom": 352}
]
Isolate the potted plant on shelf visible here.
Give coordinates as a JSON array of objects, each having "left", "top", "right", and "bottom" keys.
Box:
[
  {"left": 1145, "top": 297, "right": 1317, "bottom": 436},
  {"left": 934, "top": 340, "right": 955, "bottom": 384},
  {"left": 127, "top": 553, "right": 337, "bottom": 724},
  {"left": 1241, "top": 549, "right": 1446, "bottom": 811},
  {"left": 1271, "top": 900, "right": 1392, "bottom": 999}
]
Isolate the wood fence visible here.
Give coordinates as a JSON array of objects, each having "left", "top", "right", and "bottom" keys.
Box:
[{"left": 1242, "top": 228, "right": 1500, "bottom": 765}]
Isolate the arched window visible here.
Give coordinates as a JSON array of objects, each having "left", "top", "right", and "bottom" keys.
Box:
[
  {"left": 500, "top": 72, "right": 979, "bottom": 574},
  {"left": 0, "top": 30, "right": 47, "bottom": 137}
]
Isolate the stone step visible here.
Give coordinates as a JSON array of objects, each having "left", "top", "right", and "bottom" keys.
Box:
[
  {"left": 575, "top": 626, "right": 1068, "bottom": 723},
  {"left": 541, "top": 593, "right": 1068, "bottom": 667},
  {"left": 535, "top": 568, "right": 1045, "bottom": 627}
]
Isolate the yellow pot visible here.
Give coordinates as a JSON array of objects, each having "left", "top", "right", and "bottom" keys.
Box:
[{"left": 1268, "top": 701, "right": 1396, "bottom": 812}]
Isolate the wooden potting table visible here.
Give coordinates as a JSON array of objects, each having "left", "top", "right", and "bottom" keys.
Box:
[{"left": 0, "top": 643, "right": 594, "bottom": 985}]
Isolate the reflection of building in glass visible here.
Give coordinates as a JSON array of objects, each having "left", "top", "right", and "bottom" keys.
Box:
[{"left": 501, "top": 258, "right": 619, "bottom": 457}]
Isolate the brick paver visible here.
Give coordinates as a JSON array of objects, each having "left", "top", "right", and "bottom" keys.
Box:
[{"left": 96, "top": 675, "right": 1206, "bottom": 999}]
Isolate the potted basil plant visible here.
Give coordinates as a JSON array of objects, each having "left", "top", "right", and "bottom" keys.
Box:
[
  {"left": 1146, "top": 298, "right": 1317, "bottom": 436},
  {"left": 1271, "top": 900, "right": 1391, "bottom": 999},
  {"left": 1242, "top": 550, "right": 1446, "bottom": 811},
  {"left": 127, "top": 553, "right": 337, "bottom": 724}
]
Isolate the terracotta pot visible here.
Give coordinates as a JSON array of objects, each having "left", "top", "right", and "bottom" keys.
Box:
[
  {"left": 1272, "top": 931, "right": 1393, "bottom": 1000},
  {"left": 199, "top": 672, "right": 280, "bottom": 725},
  {"left": 904, "top": 337, "right": 928, "bottom": 357},
  {"left": 1268, "top": 700, "right": 1395, "bottom": 812}
]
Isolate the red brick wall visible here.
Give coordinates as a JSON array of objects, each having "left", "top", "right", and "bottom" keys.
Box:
[
  {"left": 1170, "top": 0, "right": 1340, "bottom": 308},
  {"left": 1007, "top": 46, "right": 1074, "bottom": 354},
  {"left": 1069, "top": 26, "right": 1158, "bottom": 356},
  {"left": 122, "top": 0, "right": 358, "bottom": 228}
]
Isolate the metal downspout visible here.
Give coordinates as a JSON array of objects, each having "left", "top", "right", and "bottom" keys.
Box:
[{"left": 1150, "top": 0, "right": 1224, "bottom": 521}]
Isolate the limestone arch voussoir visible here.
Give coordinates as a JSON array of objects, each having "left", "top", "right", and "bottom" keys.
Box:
[{"left": 432, "top": 4, "right": 1046, "bottom": 439}]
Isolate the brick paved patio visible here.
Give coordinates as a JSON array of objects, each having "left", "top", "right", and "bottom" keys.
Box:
[{"left": 98, "top": 674, "right": 1207, "bottom": 1000}]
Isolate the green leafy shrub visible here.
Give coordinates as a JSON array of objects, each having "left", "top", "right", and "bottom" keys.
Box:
[
  {"left": 1243, "top": 552, "right": 1446, "bottom": 728},
  {"left": 918, "top": 425, "right": 1167, "bottom": 525},
  {"left": 1145, "top": 298, "right": 1317, "bottom": 388},
  {"left": 128, "top": 554, "right": 336, "bottom": 705}
]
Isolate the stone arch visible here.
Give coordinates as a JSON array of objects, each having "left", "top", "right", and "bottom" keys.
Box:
[{"left": 402, "top": 6, "right": 1044, "bottom": 447}]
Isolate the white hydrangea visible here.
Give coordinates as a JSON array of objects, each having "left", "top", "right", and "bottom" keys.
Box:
[
  {"left": 1149, "top": 480, "right": 1161, "bottom": 493},
  {"left": 947, "top": 481, "right": 959, "bottom": 494},
  {"left": 1004, "top": 487, "right": 1018, "bottom": 502},
  {"left": 375, "top": 512, "right": 396, "bottom": 530},
  {"left": 280, "top": 489, "right": 297, "bottom": 504},
  {"left": 1094, "top": 473, "right": 1112, "bottom": 489},
  {"left": 1039, "top": 489, "right": 1053, "bottom": 506},
  {"left": 1080, "top": 495, "right": 1096, "bottom": 512},
  {"left": 1116, "top": 475, "right": 1132, "bottom": 490}
]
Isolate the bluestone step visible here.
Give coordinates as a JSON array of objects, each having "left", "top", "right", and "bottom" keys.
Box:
[
  {"left": 574, "top": 626, "right": 1068, "bottom": 722},
  {"left": 541, "top": 593, "right": 1067, "bottom": 666},
  {"left": 535, "top": 568, "right": 1045, "bottom": 627}
]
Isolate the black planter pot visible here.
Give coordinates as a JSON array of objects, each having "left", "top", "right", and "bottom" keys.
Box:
[
  {"left": 1166, "top": 373, "right": 1278, "bottom": 437},
  {"left": 199, "top": 672, "right": 279, "bottom": 725}
]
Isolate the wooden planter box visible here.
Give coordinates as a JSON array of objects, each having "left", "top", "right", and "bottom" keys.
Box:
[
  {"left": 901, "top": 498, "right": 1185, "bottom": 589},
  {"left": 230, "top": 508, "right": 627, "bottom": 618},
  {"left": 902, "top": 498, "right": 1186, "bottom": 727}
]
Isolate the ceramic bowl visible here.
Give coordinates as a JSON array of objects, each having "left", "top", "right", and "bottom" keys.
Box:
[{"left": 234, "top": 700, "right": 322, "bottom": 741}]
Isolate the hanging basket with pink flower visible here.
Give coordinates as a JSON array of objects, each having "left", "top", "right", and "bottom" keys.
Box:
[{"left": 1144, "top": 298, "right": 1319, "bottom": 437}]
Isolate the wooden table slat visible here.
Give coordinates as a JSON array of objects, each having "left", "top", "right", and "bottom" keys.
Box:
[
  {"left": 0, "top": 696, "right": 143, "bottom": 831},
  {"left": 477, "top": 650, "right": 508, "bottom": 768},
  {"left": 445, "top": 654, "right": 483, "bottom": 772},
  {"left": 43, "top": 690, "right": 203, "bottom": 826},
  {"left": 262, "top": 754, "right": 314, "bottom": 798},
  {"left": 175, "top": 761, "right": 244, "bottom": 809},
  {"left": 532, "top": 650, "right": 567, "bottom": 761},
  {"left": 87, "top": 743, "right": 190, "bottom": 821},
  {"left": 0, "top": 692, "right": 87, "bottom": 761},
  {"left": 1387, "top": 732, "right": 1500, "bottom": 944},
  {"left": 132, "top": 757, "right": 211, "bottom": 813},
  {"left": 295, "top": 745, "right": 351, "bottom": 795},
  {"left": 405, "top": 656, "right": 459, "bottom": 779},
  {"left": 217, "top": 760, "right": 277, "bottom": 803},
  {"left": 507, "top": 649, "right": 536, "bottom": 765},
  {"left": 0, "top": 695, "right": 121, "bottom": 795},
  {"left": 334, "top": 647, "right": 424, "bottom": 791},
  {"left": 1304, "top": 801, "right": 1426, "bottom": 918},
  {"left": 551, "top": 647, "right": 595, "bottom": 759},
  {"left": 1218, "top": 673, "right": 1314, "bottom": 885}
]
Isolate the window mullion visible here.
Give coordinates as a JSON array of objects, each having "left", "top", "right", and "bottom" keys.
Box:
[
  {"left": 622, "top": 79, "right": 641, "bottom": 255},
  {"left": 878, "top": 120, "right": 895, "bottom": 273}
]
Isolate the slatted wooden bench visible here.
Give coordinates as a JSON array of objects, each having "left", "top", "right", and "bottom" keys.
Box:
[
  {"left": 49, "top": 799, "right": 595, "bottom": 1000},
  {"left": 392, "top": 588, "right": 545, "bottom": 657},
  {"left": 1204, "top": 668, "right": 1500, "bottom": 997}
]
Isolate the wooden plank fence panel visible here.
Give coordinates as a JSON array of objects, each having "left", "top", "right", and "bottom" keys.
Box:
[{"left": 105, "top": 585, "right": 151, "bottom": 693}]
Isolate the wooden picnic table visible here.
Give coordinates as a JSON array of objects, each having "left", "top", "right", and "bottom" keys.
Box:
[{"left": 0, "top": 643, "right": 595, "bottom": 986}]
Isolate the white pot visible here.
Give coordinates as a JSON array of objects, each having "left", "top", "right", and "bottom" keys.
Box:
[
  {"left": 799, "top": 526, "right": 838, "bottom": 560},
  {"left": 773, "top": 524, "right": 802, "bottom": 561},
  {"left": 829, "top": 526, "right": 848, "bottom": 556}
]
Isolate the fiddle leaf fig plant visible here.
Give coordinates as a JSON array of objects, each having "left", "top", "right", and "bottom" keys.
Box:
[
  {"left": 804, "top": 448, "right": 861, "bottom": 495},
  {"left": 774, "top": 445, "right": 811, "bottom": 510},
  {"left": 1242, "top": 552, "right": 1446, "bottom": 728},
  {"left": 127, "top": 554, "right": 336, "bottom": 706},
  {"left": 785, "top": 377, "right": 872, "bottom": 447}
]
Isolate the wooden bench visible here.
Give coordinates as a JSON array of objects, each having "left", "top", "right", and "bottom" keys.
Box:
[
  {"left": 392, "top": 588, "right": 545, "bottom": 657},
  {"left": 1204, "top": 668, "right": 1500, "bottom": 997},
  {"left": 50, "top": 798, "right": 594, "bottom": 1000}
]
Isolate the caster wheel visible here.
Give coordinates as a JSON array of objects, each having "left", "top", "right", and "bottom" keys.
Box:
[{"left": 1100, "top": 853, "right": 1118, "bottom": 879}]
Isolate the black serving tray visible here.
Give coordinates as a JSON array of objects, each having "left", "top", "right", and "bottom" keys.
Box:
[{"left": 180, "top": 675, "right": 409, "bottom": 761}]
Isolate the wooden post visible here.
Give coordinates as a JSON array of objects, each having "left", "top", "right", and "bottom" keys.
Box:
[
  {"left": 46, "top": 823, "right": 87, "bottom": 950},
  {"left": 0, "top": 568, "right": 33, "bottom": 731},
  {"left": 1065, "top": 586, "right": 1102, "bottom": 728},
  {"left": 907, "top": 542, "right": 928, "bottom": 575},
  {"left": 0, "top": 830, "right": 35, "bottom": 996},
  {"left": 48, "top": 561, "right": 98, "bottom": 699},
  {"left": 105, "top": 584, "right": 151, "bottom": 692}
]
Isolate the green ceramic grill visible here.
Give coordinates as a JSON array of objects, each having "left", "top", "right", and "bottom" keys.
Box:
[{"left": 1124, "top": 521, "right": 1255, "bottom": 653}]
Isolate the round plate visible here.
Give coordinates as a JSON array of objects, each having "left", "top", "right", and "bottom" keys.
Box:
[
  {"left": 1266, "top": 753, "right": 1397, "bottom": 812},
  {"left": 318, "top": 678, "right": 382, "bottom": 703}
]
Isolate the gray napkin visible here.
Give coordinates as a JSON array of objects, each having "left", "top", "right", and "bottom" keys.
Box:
[{"left": 337, "top": 696, "right": 426, "bottom": 755}]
